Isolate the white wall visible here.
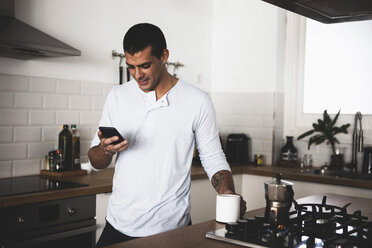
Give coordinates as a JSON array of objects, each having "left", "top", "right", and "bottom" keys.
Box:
[
  {"left": 1, "top": 0, "right": 213, "bottom": 91},
  {"left": 211, "top": 0, "right": 285, "bottom": 93}
]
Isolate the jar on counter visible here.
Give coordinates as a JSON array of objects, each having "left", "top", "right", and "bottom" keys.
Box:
[
  {"left": 48, "top": 150, "right": 57, "bottom": 171},
  {"left": 254, "top": 154, "right": 264, "bottom": 166}
]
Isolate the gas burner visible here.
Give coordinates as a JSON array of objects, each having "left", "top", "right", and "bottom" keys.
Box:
[{"left": 206, "top": 196, "right": 372, "bottom": 248}]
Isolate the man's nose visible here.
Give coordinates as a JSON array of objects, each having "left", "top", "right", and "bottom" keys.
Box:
[{"left": 134, "top": 67, "right": 143, "bottom": 79}]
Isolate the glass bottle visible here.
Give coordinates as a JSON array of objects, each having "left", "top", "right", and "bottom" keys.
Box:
[
  {"left": 58, "top": 124, "right": 72, "bottom": 171},
  {"left": 48, "top": 150, "right": 57, "bottom": 171},
  {"left": 281, "top": 136, "right": 297, "bottom": 161},
  {"left": 54, "top": 149, "right": 64, "bottom": 172},
  {"left": 71, "top": 124, "right": 81, "bottom": 170},
  {"left": 304, "top": 154, "right": 313, "bottom": 168}
]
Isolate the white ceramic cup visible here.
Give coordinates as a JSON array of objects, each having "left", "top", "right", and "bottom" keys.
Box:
[{"left": 216, "top": 194, "right": 240, "bottom": 223}]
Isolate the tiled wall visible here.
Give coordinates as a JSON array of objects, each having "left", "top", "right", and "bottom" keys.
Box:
[
  {"left": 211, "top": 92, "right": 275, "bottom": 164},
  {"left": 0, "top": 74, "right": 114, "bottom": 178}
]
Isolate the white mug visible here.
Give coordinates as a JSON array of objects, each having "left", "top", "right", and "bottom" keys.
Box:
[{"left": 216, "top": 194, "right": 240, "bottom": 223}]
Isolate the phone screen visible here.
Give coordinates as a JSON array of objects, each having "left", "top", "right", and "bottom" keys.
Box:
[{"left": 99, "top": 126, "right": 125, "bottom": 145}]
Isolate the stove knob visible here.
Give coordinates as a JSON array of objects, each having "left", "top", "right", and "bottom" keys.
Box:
[{"left": 225, "top": 222, "right": 239, "bottom": 233}]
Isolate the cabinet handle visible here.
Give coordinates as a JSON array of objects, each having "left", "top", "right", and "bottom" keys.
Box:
[
  {"left": 17, "top": 216, "right": 24, "bottom": 223},
  {"left": 67, "top": 207, "right": 75, "bottom": 215}
]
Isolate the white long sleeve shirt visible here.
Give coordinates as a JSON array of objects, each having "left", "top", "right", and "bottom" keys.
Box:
[{"left": 91, "top": 79, "right": 230, "bottom": 237}]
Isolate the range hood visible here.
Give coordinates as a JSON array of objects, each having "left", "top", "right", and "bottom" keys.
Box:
[
  {"left": 262, "top": 0, "right": 372, "bottom": 24},
  {"left": 0, "top": 0, "right": 81, "bottom": 59}
]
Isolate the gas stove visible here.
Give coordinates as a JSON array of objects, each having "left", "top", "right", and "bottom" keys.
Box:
[{"left": 206, "top": 196, "right": 371, "bottom": 248}]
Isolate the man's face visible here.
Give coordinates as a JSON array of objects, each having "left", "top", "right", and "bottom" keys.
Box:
[{"left": 125, "top": 46, "right": 168, "bottom": 93}]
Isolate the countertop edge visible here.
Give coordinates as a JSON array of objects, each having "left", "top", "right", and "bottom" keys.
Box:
[{"left": 1, "top": 165, "right": 371, "bottom": 208}]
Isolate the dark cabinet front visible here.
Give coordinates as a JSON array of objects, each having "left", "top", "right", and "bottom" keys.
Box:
[{"left": 0, "top": 195, "right": 96, "bottom": 248}]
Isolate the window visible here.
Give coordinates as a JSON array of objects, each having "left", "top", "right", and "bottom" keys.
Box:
[{"left": 303, "top": 19, "right": 372, "bottom": 114}]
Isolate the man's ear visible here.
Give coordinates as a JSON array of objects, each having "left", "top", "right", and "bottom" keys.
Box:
[{"left": 161, "top": 49, "right": 169, "bottom": 64}]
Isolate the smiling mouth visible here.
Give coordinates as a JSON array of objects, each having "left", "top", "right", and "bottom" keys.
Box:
[{"left": 137, "top": 79, "right": 149, "bottom": 86}]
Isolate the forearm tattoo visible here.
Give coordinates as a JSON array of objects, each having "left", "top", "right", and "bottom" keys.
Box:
[
  {"left": 211, "top": 171, "right": 224, "bottom": 192},
  {"left": 211, "top": 170, "right": 235, "bottom": 193}
]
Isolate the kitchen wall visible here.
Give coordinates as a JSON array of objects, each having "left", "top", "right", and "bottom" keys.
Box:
[
  {"left": 0, "top": 73, "right": 113, "bottom": 177},
  {"left": 210, "top": 0, "right": 285, "bottom": 164},
  {"left": 0, "top": 0, "right": 285, "bottom": 178}
]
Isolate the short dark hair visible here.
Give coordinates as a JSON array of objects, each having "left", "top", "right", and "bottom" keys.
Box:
[{"left": 123, "top": 23, "right": 167, "bottom": 59}]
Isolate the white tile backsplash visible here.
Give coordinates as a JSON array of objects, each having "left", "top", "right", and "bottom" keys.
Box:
[
  {"left": 0, "top": 92, "right": 14, "bottom": 107},
  {"left": 103, "top": 84, "right": 115, "bottom": 95},
  {"left": 0, "top": 161, "right": 12, "bottom": 178},
  {"left": 81, "top": 111, "right": 102, "bottom": 125},
  {"left": 0, "top": 110, "right": 28, "bottom": 125},
  {"left": 12, "top": 159, "right": 41, "bottom": 177},
  {"left": 211, "top": 92, "right": 274, "bottom": 164},
  {"left": 82, "top": 81, "right": 103, "bottom": 96},
  {"left": 0, "top": 127, "right": 13, "bottom": 142},
  {"left": 15, "top": 93, "right": 43, "bottom": 108},
  {"left": 92, "top": 96, "right": 106, "bottom": 111},
  {"left": 30, "top": 77, "right": 56, "bottom": 92},
  {"left": 44, "top": 94, "right": 69, "bottom": 109},
  {"left": 29, "top": 110, "right": 55, "bottom": 125},
  {"left": 0, "top": 73, "right": 113, "bottom": 178},
  {"left": 0, "top": 143, "right": 27, "bottom": 160},
  {"left": 0, "top": 74, "right": 29, "bottom": 91},
  {"left": 55, "top": 111, "right": 80, "bottom": 124},
  {"left": 14, "top": 127, "right": 41, "bottom": 142},
  {"left": 69, "top": 95, "right": 91, "bottom": 110},
  {"left": 57, "top": 79, "right": 81, "bottom": 94},
  {"left": 28, "top": 142, "right": 55, "bottom": 159},
  {"left": 42, "top": 126, "right": 60, "bottom": 141}
]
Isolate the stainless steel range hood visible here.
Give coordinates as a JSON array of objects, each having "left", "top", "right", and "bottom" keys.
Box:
[
  {"left": 0, "top": 0, "right": 81, "bottom": 59},
  {"left": 262, "top": 0, "right": 372, "bottom": 24}
]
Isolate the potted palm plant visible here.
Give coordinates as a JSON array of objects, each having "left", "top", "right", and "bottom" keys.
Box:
[{"left": 297, "top": 110, "right": 350, "bottom": 169}]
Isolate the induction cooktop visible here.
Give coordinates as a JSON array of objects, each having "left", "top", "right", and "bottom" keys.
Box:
[{"left": 0, "top": 175, "right": 88, "bottom": 197}]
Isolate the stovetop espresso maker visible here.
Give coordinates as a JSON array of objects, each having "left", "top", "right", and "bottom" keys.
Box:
[{"left": 264, "top": 173, "right": 294, "bottom": 225}]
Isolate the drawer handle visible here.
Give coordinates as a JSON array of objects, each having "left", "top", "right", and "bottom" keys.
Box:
[
  {"left": 17, "top": 216, "right": 24, "bottom": 223},
  {"left": 67, "top": 207, "right": 76, "bottom": 216}
]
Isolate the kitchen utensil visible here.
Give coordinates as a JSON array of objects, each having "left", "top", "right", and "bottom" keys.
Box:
[
  {"left": 264, "top": 173, "right": 294, "bottom": 225},
  {"left": 362, "top": 146, "right": 372, "bottom": 174}
]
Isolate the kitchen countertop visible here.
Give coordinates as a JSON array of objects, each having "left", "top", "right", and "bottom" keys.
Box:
[
  {"left": 105, "top": 193, "right": 372, "bottom": 248},
  {"left": 0, "top": 165, "right": 371, "bottom": 208}
]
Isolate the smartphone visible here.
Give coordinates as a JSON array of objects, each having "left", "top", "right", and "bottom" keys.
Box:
[{"left": 99, "top": 126, "right": 125, "bottom": 145}]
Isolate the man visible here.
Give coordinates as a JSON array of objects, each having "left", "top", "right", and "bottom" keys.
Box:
[{"left": 89, "top": 23, "right": 246, "bottom": 247}]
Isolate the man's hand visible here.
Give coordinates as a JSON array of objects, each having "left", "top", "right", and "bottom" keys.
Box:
[
  {"left": 88, "top": 131, "right": 129, "bottom": 169},
  {"left": 98, "top": 131, "right": 129, "bottom": 155},
  {"left": 211, "top": 170, "right": 247, "bottom": 218}
]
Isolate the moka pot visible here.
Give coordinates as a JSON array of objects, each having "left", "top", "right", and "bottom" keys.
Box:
[{"left": 264, "top": 174, "right": 294, "bottom": 225}]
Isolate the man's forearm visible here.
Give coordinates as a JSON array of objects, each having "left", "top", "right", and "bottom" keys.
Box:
[
  {"left": 88, "top": 144, "right": 113, "bottom": 169},
  {"left": 211, "top": 170, "right": 235, "bottom": 194}
]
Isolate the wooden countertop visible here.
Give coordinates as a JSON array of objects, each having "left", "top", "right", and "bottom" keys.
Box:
[
  {"left": 1, "top": 165, "right": 371, "bottom": 208},
  {"left": 105, "top": 193, "right": 372, "bottom": 248}
]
